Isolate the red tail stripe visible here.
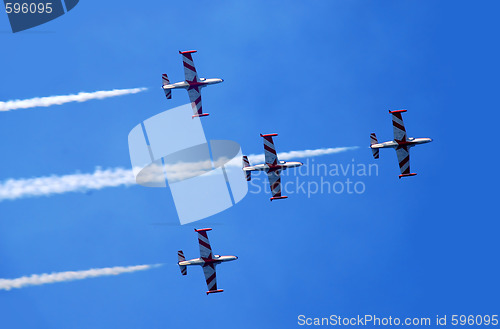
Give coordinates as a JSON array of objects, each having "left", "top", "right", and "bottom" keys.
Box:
[
  {"left": 399, "top": 156, "right": 409, "bottom": 168},
  {"left": 263, "top": 144, "right": 277, "bottom": 155},
  {"left": 198, "top": 239, "right": 212, "bottom": 250},
  {"left": 392, "top": 121, "right": 406, "bottom": 132},
  {"left": 392, "top": 112, "right": 403, "bottom": 120},
  {"left": 206, "top": 272, "right": 216, "bottom": 284},
  {"left": 183, "top": 62, "right": 197, "bottom": 73}
]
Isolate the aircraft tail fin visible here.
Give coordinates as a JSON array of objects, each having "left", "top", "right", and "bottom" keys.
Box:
[
  {"left": 178, "top": 250, "right": 187, "bottom": 275},
  {"left": 242, "top": 156, "right": 251, "bottom": 181},
  {"left": 162, "top": 74, "right": 172, "bottom": 99},
  {"left": 370, "top": 133, "right": 379, "bottom": 159}
]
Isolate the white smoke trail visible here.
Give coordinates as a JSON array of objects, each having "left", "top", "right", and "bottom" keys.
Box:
[
  {"left": 247, "top": 146, "right": 359, "bottom": 164},
  {"left": 0, "top": 264, "right": 162, "bottom": 291},
  {"left": 0, "top": 146, "right": 358, "bottom": 201},
  {"left": 0, "top": 167, "right": 136, "bottom": 201},
  {"left": 0, "top": 87, "right": 147, "bottom": 112}
]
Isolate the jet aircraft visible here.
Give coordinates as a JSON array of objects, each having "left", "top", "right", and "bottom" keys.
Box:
[
  {"left": 242, "top": 133, "right": 303, "bottom": 200},
  {"left": 370, "top": 109, "right": 432, "bottom": 178},
  {"left": 177, "top": 228, "right": 238, "bottom": 295},
  {"left": 162, "top": 50, "right": 223, "bottom": 118}
]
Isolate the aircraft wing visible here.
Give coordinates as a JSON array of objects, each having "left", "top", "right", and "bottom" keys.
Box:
[
  {"left": 267, "top": 169, "right": 283, "bottom": 199},
  {"left": 187, "top": 88, "right": 203, "bottom": 116},
  {"left": 390, "top": 110, "right": 407, "bottom": 142},
  {"left": 395, "top": 147, "right": 411, "bottom": 176},
  {"left": 261, "top": 133, "right": 278, "bottom": 165},
  {"left": 202, "top": 263, "right": 218, "bottom": 292},
  {"left": 180, "top": 50, "right": 199, "bottom": 82},
  {"left": 195, "top": 228, "right": 213, "bottom": 259}
]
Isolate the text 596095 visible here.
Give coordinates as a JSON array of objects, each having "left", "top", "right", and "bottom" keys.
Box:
[{"left": 5, "top": 3, "right": 53, "bottom": 14}]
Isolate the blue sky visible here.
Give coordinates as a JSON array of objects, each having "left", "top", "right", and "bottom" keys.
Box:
[{"left": 0, "top": 1, "right": 499, "bottom": 328}]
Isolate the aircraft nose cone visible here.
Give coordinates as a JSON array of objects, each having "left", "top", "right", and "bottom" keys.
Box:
[{"left": 235, "top": 256, "right": 238, "bottom": 260}]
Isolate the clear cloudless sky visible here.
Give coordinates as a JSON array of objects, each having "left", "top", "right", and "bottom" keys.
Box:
[{"left": 0, "top": 1, "right": 499, "bottom": 328}]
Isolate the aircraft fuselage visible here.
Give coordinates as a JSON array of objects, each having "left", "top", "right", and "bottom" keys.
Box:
[
  {"left": 178, "top": 255, "right": 238, "bottom": 267},
  {"left": 243, "top": 161, "right": 303, "bottom": 171},
  {"left": 370, "top": 137, "right": 432, "bottom": 149},
  {"left": 163, "top": 78, "right": 223, "bottom": 90},
  {"left": 243, "top": 161, "right": 303, "bottom": 172}
]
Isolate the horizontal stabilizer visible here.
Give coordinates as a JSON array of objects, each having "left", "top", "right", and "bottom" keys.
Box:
[
  {"left": 242, "top": 156, "right": 251, "bottom": 181},
  {"left": 242, "top": 156, "right": 250, "bottom": 167},
  {"left": 260, "top": 133, "right": 278, "bottom": 137},
  {"left": 206, "top": 289, "right": 224, "bottom": 295},
  {"left": 178, "top": 250, "right": 187, "bottom": 275},
  {"left": 399, "top": 173, "right": 417, "bottom": 179},
  {"left": 162, "top": 74, "right": 172, "bottom": 99},
  {"left": 162, "top": 73, "right": 170, "bottom": 86},
  {"left": 370, "top": 133, "right": 379, "bottom": 158}
]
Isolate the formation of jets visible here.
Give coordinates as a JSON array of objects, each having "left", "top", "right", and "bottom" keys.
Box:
[{"left": 166, "top": 51, "right": 433, "bottom": 294}]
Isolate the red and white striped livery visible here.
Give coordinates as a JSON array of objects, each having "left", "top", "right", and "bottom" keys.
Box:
[
  {"left": 242, "top": 133, "right": 303, "bottom": 200},
  {"left": 177, "top": 228, "right": 238, "bottom": 295},
  {"left": 370, "top": 109, "right": 432, "bottom": 178},
  {"left": 161, "top": 50, "right": 224, "bottom": 118}
]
